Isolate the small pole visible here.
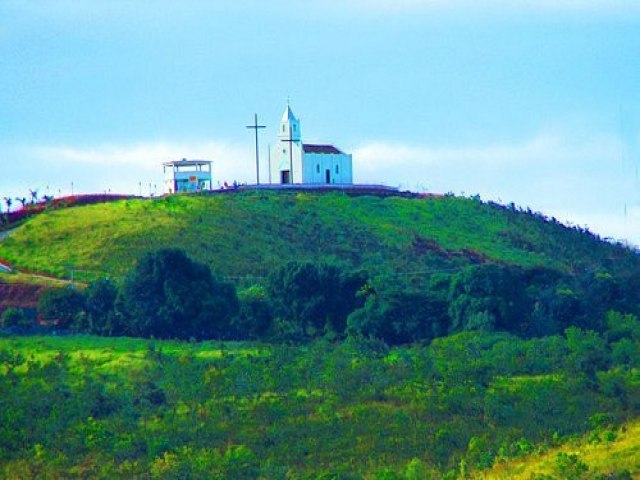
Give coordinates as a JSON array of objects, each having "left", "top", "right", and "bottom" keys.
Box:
[
  {"left": 268, "top": 143, "right": 272, "bottom": 184},
  {"left": 246, "top": 114, "right": 266, "bottom": 185}
]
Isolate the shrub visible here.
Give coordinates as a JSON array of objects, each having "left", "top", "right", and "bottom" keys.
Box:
[
  {"left": 37, "top": 287, "right": 86, "bottom": 328},
  {"left": 84, "top": 279, "right": 120, "bottom": 336},
  {"left": 1, "top": 307, "right": 32, "bottom": 331}
]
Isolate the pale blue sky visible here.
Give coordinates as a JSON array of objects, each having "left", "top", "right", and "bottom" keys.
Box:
[{"left": 1, "top": 1, "right": 639, "bottom": 244}]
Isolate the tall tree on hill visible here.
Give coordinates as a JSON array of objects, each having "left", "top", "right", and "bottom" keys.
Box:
[
  {"left": 117, "top": 249, "right": 238, "bottom": 340},
  {"left": 267, "top": 262, "right": 366, "bottom": 338},
  {"left": 448, "top": 264, "right": 530, "bottom": 334},
  {"left": 347, "top": 273, "right": 451, "bottom": 345}
]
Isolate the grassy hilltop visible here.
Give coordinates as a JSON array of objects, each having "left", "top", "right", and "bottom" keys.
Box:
[{"left": 0, "top": 190, "right": 636, "bottom": 283}]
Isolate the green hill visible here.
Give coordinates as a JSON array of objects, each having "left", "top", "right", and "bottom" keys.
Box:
[{"left": 0, "top": 190, "right": 636, "bottom": 283}]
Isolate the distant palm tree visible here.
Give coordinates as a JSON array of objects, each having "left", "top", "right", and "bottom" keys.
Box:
[
  {"left": 3, "top": 197, "right": 12, "bottom": 213},
  {"left": 29, "top": 189, "right": 39, "bottom": 204},
  {"left": 15, "top": 197, "right": 27, "bottom": 209}
]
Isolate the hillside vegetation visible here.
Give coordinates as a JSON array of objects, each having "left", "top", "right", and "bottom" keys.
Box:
[
  {"left": 484, "top": 418, "right": 640, "bottom": 479},
  {"left": 1, "top": 332, "right": 638, "bottom": 478},
  {"left": 2, "top": 191, "right": 640, "bottom": 478},
  {"left": 0, "top": 190, "right": 636, "bottom": 282}
]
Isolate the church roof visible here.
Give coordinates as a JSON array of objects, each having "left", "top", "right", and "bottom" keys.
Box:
[
  {"left": 303, "top": 144, "right": 343, "bottom": 154},
  {"left": 281, "top": 105, "right": 298, "bottom": 123}
]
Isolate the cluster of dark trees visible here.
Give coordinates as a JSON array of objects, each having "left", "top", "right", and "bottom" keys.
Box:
[
  {"left": 22, "top": 248, "right": 640, "bottom": 344},
  {"left": 352, "top": 263, "right": 640, "bottom": 344}
]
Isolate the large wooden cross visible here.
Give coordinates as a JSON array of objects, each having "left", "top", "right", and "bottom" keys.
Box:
[{"left": 246, "top": 114, "right": 266, "bottom": 185}]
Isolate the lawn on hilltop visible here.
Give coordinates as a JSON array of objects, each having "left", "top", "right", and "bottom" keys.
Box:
[{"left": 0, "top": 190, "right": 634, "bottom": 283}]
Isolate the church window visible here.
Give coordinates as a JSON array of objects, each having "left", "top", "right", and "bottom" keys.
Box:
[
  {"left": 283, "top": 149, "right": 286, "bottom": 154},
  {"left": 335, "top": 165, "right": 340, "bottom": 174},
  {"left": 316, "top": 164, "right": 320, "bottom": 173}
]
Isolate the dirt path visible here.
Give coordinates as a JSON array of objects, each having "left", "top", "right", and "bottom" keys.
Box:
[{"left": 0, "top": 227, "right": 17, "bottom": 241}]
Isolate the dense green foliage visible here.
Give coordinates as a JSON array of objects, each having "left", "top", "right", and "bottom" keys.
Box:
[
  {"left": 0, "top": 307, "right": 31, "bottom": 331},
  {"left": 33, "top": 253, "right": 640, "bottom": 346},
  {"left": 0, "top": 325, "right": 638, "bottom": 478},
  {"left": 37, "top": 287, "right": 85, "bottom": 328},
  {"left": 116, "top": 249, "right": 238, "bottom": 340},
  {"left": 267, "top": 262, "right": 366, "bottom": 340}
]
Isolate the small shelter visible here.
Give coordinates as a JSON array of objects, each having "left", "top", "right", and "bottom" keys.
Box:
[{"left": 163, "top": 159, "right": 212, "bottom": 194}]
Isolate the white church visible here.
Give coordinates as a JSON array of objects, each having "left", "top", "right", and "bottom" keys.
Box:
[{"left": 271, "top": 105, "right": 353, "bottom": 185}]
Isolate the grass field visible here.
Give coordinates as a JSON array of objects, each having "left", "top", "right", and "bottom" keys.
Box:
[
  {"left": 0, "top": 191, "right": 633, "bottom": 284},
  {"left": 1, "top": 335, "right": 265, "bottom": 376}
]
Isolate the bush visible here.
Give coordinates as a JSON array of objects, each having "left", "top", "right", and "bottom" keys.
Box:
[
  {"left": 1, "top": 308, "right": 32, "bottom": 331},
  {"left": 37, "top": 287, "right": 86, "bottom": 328},
  {"left": 84, "top": 279, "right": 120, "bottom": 336},
  {"left": 232, "top": 285, "right": 272, "bottom": 340}
]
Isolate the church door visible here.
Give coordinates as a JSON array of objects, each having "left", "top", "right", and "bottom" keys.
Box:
[
  {"left": 281, "top": 170, "right": 291, "bottom": 184},
  {"left": 325, "top": 169, "right": 331, "bottom": 184}
]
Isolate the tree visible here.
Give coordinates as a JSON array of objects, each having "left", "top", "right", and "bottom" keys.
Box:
[
  {"left": 604, "top": 311, "right": 640, "bottom": 342},
  {"left": 29, "top": 189, "right": 39, "bottom": 205},
  {"left": 347, "top": 282, "right": 449, "bottom": 345},
  {"left": 37, "top": 287, "right": 86, "bottom": 328},
  {"left": 117, "top": 249, "right": 238, "bottom": 339},
  {"left": 1, "top": 308, "right": 32, "bottom": 331},
  {"left": 83, "top": 279, "right": 120, "bottom": 336},
  {"left": 232, "top": 285, "right": 272, "bottom": 340},
  {"left": 267, "top": 262, "right": 365, "bottom": 338},
  {"left": 448, "top": 264, "right": 530, "bottom": 335},
  {"left": 564, "top": 327, "right": 610, "bottom": 380}
]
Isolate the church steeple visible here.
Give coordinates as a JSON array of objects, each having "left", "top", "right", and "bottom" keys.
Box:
[{"left": 279, "top": 104, "right": 301, "bottom": 143}]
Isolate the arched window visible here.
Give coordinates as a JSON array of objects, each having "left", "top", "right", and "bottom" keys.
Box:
[
  {"left": 335, "top": 164, "right": 340, "bottom": 174},
  {"left": 316, "top": 164, "right": 320, "bottom": 173}
]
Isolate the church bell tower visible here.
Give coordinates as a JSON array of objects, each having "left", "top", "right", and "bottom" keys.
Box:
[{"left": 274, "top": 104, "right": 302, "bottom": 184}]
